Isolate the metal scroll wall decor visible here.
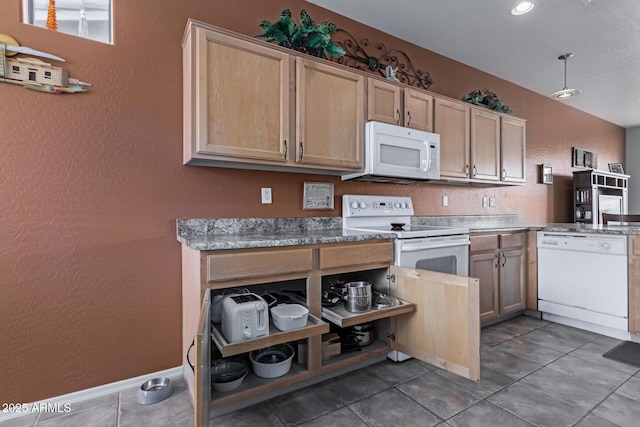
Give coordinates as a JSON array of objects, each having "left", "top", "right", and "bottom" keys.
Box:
[{"left": 329, "top": 28, "right": 434, "bottom": 89}]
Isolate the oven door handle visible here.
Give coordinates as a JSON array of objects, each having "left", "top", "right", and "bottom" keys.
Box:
[{"left": 399, "top": 240, "right": 470, "bottom": 251}]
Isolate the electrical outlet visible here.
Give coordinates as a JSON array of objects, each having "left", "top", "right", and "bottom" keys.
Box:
[
  {"left": 489, "top": 197, "right": 496, "bottom": 207},
  {"left": 442, "top": 195, "right": 449, "bottom": 207},
  {"left": 482, "top": 197, "right": 488, "bottom": 208},
  {"left": 261, "top": 188, "right": 272, "bottom": 204}
]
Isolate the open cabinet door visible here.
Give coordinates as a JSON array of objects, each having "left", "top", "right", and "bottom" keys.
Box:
[
  {"left": 389, "top": 265, "right": 480, "bottom": 382},
  {"left": 194, "top": 290, "right": 211, "bottom": 427}
]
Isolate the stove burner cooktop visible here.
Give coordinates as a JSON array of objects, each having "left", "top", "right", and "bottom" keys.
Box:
[{"left": 342, "top": 195, "right": 469, "bottom": 239}]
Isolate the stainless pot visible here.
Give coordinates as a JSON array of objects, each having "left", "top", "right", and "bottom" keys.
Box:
[
  {"left": 344, "top": 281, "right": 372, "bottom": 312},
  {"left": 352, "top": 323, "right": 375, "bottom": 346}
]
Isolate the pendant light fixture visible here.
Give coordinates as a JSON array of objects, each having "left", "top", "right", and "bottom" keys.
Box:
[
  {"left": 511, "top": 1, "right": 535, "bottom": 16},
  {"left": 551, "top": 53, "right": 581, "bottom": 99}
]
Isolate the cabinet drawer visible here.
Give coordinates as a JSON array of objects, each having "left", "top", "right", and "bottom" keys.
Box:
[
  {"left": 206, "top": 248, "right": 313, "bottom": 282},
  {"left": 470, "top": 235, "right": 498, "bottom": 252},
  {"left": 499, "top": 232, "right": 525, "bottom": 249},
  {"left": 319, "top": 241, "right": 393, "bottom": 270}
]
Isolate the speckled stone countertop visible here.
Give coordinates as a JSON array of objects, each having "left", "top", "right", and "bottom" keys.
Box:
[
  {"left": 529, "top": 223, "right": 640, "bottom": 235},
  {"left": 176, "top": 217, "right": 395, "bottom": 250},
  {"left": 177, "top": 216, "right": 640, "bottom": 251},
  {"left": 411, "top": 214, "right": 528, "bottom": 233}
]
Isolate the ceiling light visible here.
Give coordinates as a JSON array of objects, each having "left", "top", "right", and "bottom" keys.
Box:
[
  {"left": 551, "top": 53, "right": 581, "bottom": 100},
  {"left": 511, "top": 1, "right": 535, "bottom": 15}
]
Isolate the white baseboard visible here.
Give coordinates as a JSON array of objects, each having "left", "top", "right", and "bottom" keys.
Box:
[{"left": 0, "top": 366, "right": 182, "bottom": 422}]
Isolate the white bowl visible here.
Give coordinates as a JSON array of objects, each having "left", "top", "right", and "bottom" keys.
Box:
[
  {"left": 270, "top": 304, "right": 309, "bottom": 332},
  {"left": 250, "top": 344, "right": 294, "bottom": 378}
]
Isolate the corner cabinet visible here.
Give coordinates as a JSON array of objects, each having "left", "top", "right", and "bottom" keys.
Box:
[
  {"left": 470, "top": 232, "right": 526, "bottom": 323},
  {"left": 182, "top": 240, "right": 480, "bottom": 426},
  {"left": 182, "top": 19, "right": 363, "bottom": 173}
]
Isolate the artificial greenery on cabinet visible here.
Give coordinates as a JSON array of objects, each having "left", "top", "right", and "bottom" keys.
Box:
[
  {"left": 255, "top": 9, "right": 345, "bottom": 58},
  {"left": 461, "top": 88, "right": 513, "bottom": 114}
]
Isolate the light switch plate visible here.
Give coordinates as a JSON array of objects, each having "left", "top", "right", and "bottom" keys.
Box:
[
  {"left": 489, "top": 197, "right": 496, "bottom": 207},
  {"left": 442, "top": 196, "right": 448, "bottom": 207},
  {"left": 261, "top": 188, "right": 272, "bottom": 204},
  {"left": 482, "top": 197, "right": 488, "bottom": 208}
]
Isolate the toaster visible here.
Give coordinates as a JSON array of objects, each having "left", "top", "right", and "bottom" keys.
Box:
[{"left": 221, "top": 293, "right": 269, "bottom": 343}]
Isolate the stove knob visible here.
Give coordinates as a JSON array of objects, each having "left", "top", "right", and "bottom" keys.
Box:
[
  {"left": 243, "top": 330, "right": 252, "bottom": 339},
  {"left": 400, "top": 202, "right": 407, "bottom": 209},
  {"left": 394, "top": 203, "right": 400, "bottom": 208},
  {"left": 359, "top": 202, "right": 366, "bottom": 209},
  {"left": 406, "top": 202, "right": 412, "bottom": 209},
  {"left": 351, "top": 201, "right": 359, "bottom": 209}
]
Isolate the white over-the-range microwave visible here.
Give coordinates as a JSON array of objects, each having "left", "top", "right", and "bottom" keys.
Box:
[{"left": 342, "top": 121, "right": 440, "bottom": 184}]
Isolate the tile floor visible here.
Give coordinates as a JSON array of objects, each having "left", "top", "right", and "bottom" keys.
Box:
[{"left": 4, "top": 315, "right": 640, "bottom": 426}]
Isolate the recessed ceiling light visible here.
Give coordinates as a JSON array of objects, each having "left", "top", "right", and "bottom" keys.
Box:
[{"left": 511, "top": 1, "right": 535, "bottom": 15}]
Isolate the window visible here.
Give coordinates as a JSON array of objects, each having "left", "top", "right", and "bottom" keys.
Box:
[{"left": 23, "top": 0, "right": 112, "bottom": 44}]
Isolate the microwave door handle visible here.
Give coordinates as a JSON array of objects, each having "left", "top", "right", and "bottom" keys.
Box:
[
  {"left": 400, "top": 240, "right": 470, "bottom": 251},
  {"left": 422, "top": 141, "right": 431, "bottom": 172}
]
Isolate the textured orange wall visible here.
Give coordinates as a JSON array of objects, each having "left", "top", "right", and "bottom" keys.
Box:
[{"left": 0, "top": 0, "right": 624, "bottom": 403}]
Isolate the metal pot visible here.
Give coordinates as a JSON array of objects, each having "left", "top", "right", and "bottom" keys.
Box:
[
  {"left": 344, "top": 281, "right": 372, "bottom": 312},
  {"left": 352, "top": 323, "right": 375, "bottom": 346}
]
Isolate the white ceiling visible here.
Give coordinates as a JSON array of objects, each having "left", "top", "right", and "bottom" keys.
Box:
[{"left": 307, "top": 0, "right": 640, "bottom": 128}]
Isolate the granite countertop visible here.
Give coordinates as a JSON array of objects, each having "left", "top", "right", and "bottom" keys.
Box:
[
  {"left": 176, "top": 216, "right": 640, "bottom": 251},
  {"left": 176, "top": 218, "right": 395, "bottom": 251}
]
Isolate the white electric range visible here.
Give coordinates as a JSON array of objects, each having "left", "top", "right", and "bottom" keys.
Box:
[{"left": 342, "top": 194, "right": 470, "bottom": 361}]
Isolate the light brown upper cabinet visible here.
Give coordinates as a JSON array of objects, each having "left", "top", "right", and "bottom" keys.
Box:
[
  {"left": 184, "top": 25, "right": 291, "bottom": 164},
  {"left": 296, "top": 59, "right": 364, "bottom": 169},
  {"left": 367, "top": 78, "right": 433, "bottom": 132},
  {"left": 470, "top": 108, "right": 501, "bottom": 181},
  {"left": 436, "top": 98, "right": 526, "bottom": 185},
  {"left": 182, "top": 20, "right": 363, "bottom": 172},
  {"left": 501, "top": 116, "right": 527, "bottom": 183},
  {"left": 434, "top": 98, "right": 471, "bottom": 180}
]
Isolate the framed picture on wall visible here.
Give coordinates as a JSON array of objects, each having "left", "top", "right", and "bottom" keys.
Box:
[
  {"left": 572, "top": 147, "right": 598, "bottom": 169},
  {"left": 608, "top": 163, "right": 624, "bottom": 174},
  {"left": 541, "top": 164, "right": 553, "bottom": 184}
]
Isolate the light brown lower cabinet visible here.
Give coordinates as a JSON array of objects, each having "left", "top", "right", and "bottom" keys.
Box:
[
  {"left": 470, "top": 232, "right": 526, "bottom": 322},
  {"left": 182, "top": 240, "right": 480, "bottom": 426}
]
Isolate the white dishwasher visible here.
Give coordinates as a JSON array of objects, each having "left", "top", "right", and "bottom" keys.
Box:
[{"left": 537, "top": 231, "right": 629, "bottom": 340}]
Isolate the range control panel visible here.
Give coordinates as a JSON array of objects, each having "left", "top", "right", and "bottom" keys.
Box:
[{"left": 343, "top": 195, "right": 414, "bottom": 217}]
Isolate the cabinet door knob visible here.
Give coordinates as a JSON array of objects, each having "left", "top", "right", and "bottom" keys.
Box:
[
  {"left": 465, "top": 164, "right": 470, "bottom": 177},
  {"left": 283, "top": 140, "right": 287, "bottom": 159},
  {"left": 502, "top": 169, "right": 507, "bottom": 179},
  {"left": 299, "top": 141, "right": 304, "bottom": 161},
  {"left": 407, "top": 111, "right": 412, "bottom": 127},
  {"left": 502, "top": 253, "right": 507, "bottom": 267},
  {"left": 494, "top": 253, "right": 500, "bottom": 268},
  {"left": 473, "top": 165, "right": 477, "bottom": 177}
]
